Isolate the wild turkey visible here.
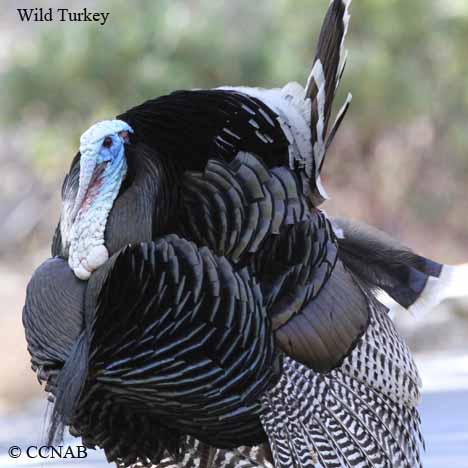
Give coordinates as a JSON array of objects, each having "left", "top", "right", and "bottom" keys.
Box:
[{"left": 23, "top": 1, "right": 466, "bottom": 467}]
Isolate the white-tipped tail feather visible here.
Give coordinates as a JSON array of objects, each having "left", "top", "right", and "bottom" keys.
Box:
[
  {"left": 379, "top": 263, "right": 468, "bottom": 318},
  {"left": 408, "top": 263, "right": 468, "bottom": 316}
]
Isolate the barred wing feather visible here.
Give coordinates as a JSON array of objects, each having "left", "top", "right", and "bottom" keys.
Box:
[{"left": 261, "top": 298, "right": 424, "bottom": 468}]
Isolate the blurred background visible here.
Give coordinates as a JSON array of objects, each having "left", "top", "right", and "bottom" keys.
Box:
[{"left": 0, "top": 0, "right": 467, "bottom": 465}]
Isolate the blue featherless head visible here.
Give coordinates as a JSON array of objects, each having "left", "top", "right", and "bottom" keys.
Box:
[{"left": 61, "top": 119, "right": 134, "bottom": 280}]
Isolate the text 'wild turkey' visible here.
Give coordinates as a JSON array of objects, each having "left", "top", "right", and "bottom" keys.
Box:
[{"left": 23, "top": 1, "right": 467, "bottom": 467}]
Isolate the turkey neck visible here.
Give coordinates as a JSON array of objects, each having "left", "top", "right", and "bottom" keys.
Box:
[{"left": 104, "top": 142, "right": 180, "bottom": 255}]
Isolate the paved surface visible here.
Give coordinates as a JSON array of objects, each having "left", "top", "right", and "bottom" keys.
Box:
[
  {"left": 1, "top": 368, "right": 467, "bottom": 467},
  {"left": 419, "top": 389, "right": 468, "bottom": 468}
]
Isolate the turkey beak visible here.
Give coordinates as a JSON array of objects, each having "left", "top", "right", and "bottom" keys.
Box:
[{"left": 71, "top": 153, "right": 97, "bottom": 222}]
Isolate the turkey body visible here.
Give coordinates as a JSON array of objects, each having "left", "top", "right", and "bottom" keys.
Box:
[{"left": 22, "top": 1, "right": 464, "bottom": 468}]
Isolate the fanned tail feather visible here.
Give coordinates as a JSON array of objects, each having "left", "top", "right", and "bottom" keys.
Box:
[
  {"left": 305, "top": 0, "right": 353, "bottom": 204},
  {"left": 261, "top": 298, "right": 424, "bottom": 468},
  {"left": 325, "top": 93, "right": 352, "bottom": 154}
]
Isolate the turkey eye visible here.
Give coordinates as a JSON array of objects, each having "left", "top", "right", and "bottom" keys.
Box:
[{"left": 103, "top": 137, "right": 113, "bottom": 148}]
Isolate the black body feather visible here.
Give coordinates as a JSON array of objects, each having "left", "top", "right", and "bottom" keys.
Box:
[
  {"left": 118, "top": 90, "right": 289, "bottom": 173},
  {"left": 26, "top": 236, "right": 281, "bottom": 465}
]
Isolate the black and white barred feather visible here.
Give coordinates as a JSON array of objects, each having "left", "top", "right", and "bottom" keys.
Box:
[{"left": 260, "top": 299, "right": 422, "bottom": 468}]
